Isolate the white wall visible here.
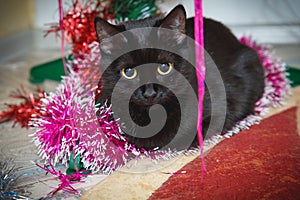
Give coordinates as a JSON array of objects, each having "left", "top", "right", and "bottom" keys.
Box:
[
  {"left": 206, "top": 0, "right": 300, "bottom": 44},
  {"left": 158, "top": 0, "right": 300, "bottom": 43},
  {"left": 35, "top": 0, "right": 60, "bottom": 28},
  {"left": 35, "top": 0, "right": 300, "bottom": 43}
]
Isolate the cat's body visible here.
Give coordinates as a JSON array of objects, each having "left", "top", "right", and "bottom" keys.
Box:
[{"left": 95, "top": 5, "right": 265, "bottom": 150}]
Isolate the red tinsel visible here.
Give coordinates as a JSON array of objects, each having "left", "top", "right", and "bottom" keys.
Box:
[
  {"left": 45, "top": 0, "right": 113, "bottom": 56},
  {"left": 0, "top": 87, "right": 46, "bottom": 128}
]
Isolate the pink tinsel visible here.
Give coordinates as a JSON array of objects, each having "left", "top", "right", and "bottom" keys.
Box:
[
  {"left": 32, "top": 74, "right": 88, "bottom": 164},
  {"left": 36, "top": 161, "right": 89, "bottom": 197},
  {"left": 31, "top": 43, "right": 129, "bottom": 172},
  {"left": 208, "top": 36, "right": 291, "bottom": 142},
  {"left": 239, "top": 36, "right": 291, "bottom": 115}
]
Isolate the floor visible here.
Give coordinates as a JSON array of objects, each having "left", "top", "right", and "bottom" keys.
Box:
[{"left": 0, "top": 28, "right": 299, "bottom": 199}]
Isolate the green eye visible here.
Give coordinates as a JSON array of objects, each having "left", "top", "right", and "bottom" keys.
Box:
[
  {"left": 157, "top": 63, "right": 173, "bottom": 75},
  {"left": 121, "top": 67, "right": 137, "bottom": 79}
]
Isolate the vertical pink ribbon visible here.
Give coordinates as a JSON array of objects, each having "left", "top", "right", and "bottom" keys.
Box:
[
  {"left": 58, "top": 0, "right": 69, "bottom": 75},
  {"left": 194, "top": 0, "right": 206, "bottom": 179}
]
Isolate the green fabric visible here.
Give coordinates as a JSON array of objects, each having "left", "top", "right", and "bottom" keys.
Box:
[
  {"left": 29, "top": 58, "right": 65, "bottom": 83},
  {"left": 66, "top": 152, "right": 90, "bottom": 175},
  {"left": 286, "top": 66, "right": 300, "bottom": 88}
]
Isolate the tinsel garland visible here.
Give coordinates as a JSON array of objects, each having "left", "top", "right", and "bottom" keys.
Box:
[
  {"left": 0, "top": 87, "right": 46, "bottom": 128},
  {"left": 45, "top": 0, "right": 158, "bottom": 56},
  {"left": 206, "top": 36, "right": 291, "bottom": 144},
  {"left": 240, "top": 37, "right": 291, "bottom": 112},
  {"left": 45, "top": 0, "right": 112, "bottom": 56},
  {"left": 31, "top": 36, "right": 291, "bottom": 175},
  {"left": 30, "top": 42, "right": 124, "bottom": 173},
  {"left": 111, "top": 0, "right": 157, "bottom": 21},
  {"left": 36, "top": 161, "right": 89, "bottom": 197}
]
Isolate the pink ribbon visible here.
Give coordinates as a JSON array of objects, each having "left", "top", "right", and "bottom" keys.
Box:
[
  {"left": 194, "top": 0, "right": 206, "bottom": 179},
  {"left": 58, "top": 0, "right": 68, "bottom": 75}
]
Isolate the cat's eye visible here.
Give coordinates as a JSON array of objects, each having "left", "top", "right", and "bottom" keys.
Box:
[
  {"left": 157, "top": 63, "right": 173, "bottom": 75},
  {"left": 121, "top": 67, "right": 137, "bottom": 79}
]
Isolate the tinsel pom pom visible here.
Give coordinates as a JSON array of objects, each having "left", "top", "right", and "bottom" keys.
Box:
[
  {"left": 31, "top": 71, "right": 96, "bottom": 165},
  {"left": 30, "top": 43, "right": 129, "bottom": 173}
]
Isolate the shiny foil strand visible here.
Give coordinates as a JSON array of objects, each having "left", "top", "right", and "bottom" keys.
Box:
[
  {"left": 35, "top": 161, "right": 89, "bottom": 197},
  {"left": 0, "top": 160, "right": 30, "bottom": 199},
  {"left": 45, "top": 0, "right": 112, "bottom": 56},
  {"left": 0, "top": 87, "right": 46, "bottom": 128}
]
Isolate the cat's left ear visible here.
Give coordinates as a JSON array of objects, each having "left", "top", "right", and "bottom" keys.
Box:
[
  {"left": 158, "top": 5, "right": 186, "bottom": 44},
  {"left": 94, "top": 17, "right": 128, "bottom": 54}
]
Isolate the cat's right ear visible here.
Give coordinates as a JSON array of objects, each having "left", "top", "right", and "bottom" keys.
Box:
[
  {"left": 94, "top": 17, "right": 127, "bottom": 54},
  {"left": 158, "top": 5, "right": 187, "bottom": 44}
]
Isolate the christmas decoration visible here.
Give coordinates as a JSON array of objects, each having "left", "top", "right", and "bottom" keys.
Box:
[
  {"left": 111, "top": 0, "right": 157, "bottom": 21},
  {"left": 35, "top": 161, "right": 89, "bottom": 197},
  {"left": 0, "top": 87, "right": 46, "bottom": 128},
  {"left": 0, "top": 159, "right": 30, "bottom": 199},
  {"left": 45, "top": 0, "right": 112, "bottom": 56},
  {"left": 240, "top": 36, "right": 291, "bottom": 114},
  {"left": 44, "top": 0, "right": 158, "bottom": 57},
  {"left": 207, "top": 36, "right": 291, "bottom": 144}
]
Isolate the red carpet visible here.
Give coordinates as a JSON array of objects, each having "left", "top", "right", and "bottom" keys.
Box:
[{"left": 149, "top": 107, "right": 300, "bottom": 200}]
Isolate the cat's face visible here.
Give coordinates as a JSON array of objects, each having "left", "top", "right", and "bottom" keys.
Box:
[
  {"left": 94, "top": 5, "right": 198, "bottom": 149},
  {"left": 95, "top": 5, "right": 196, "bottom": 107}
]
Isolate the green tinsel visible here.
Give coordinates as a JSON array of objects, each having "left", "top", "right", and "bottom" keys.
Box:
[{"left": 111, "top": 0, "right": 157, "bottom": 21}]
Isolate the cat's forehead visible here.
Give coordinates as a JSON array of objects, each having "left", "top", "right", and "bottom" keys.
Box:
[
  {"left": 119, "top": 17, "right": 163, "bottom": 46},
  {"left": 120, "top": 16, "right": 162, "bottom": 30}
]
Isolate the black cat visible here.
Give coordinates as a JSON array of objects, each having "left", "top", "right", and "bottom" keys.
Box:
[{"left": 94, "top": 5, "right": 265, "bottom": 150}]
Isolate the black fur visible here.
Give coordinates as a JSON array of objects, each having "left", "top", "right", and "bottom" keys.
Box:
[{"left": 94, "top": 5, "right": 265, "bottom": 150}]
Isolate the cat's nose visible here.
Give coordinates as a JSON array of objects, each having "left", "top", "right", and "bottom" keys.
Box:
[{"left": 143, "top": 84, "right": 157, "bottom": 99}]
